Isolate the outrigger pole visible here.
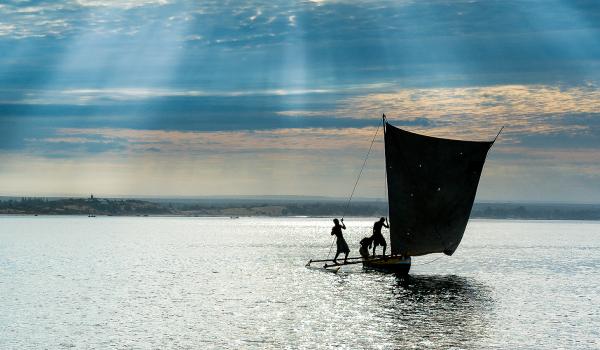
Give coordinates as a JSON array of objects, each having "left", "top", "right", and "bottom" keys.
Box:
[
  {"left": 306, "top": 255, "right": 393, "bottom": 268},
  {"left": 306, "top": 255, "right": 387, "bottom": 264},
  {"left": 308, "top": 256, "right": 362, "bottom": 263}
]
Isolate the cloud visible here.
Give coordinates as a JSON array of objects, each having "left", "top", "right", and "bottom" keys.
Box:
[
  {"left": 2, "top": 0, "right": 600, "bottom": 94},
  {"left": 0, "top": 0, "right": 174, "bottom": 39},
  {"left": 495, "top": 146, "right": 600, "bottom": 166},
  {"left": 276, "top": 84, "right": 600, "bottom": 141},
  {"left": 33, "top": 125, "right": 600, "bottom": 175},
  {"left": 74, "top": 0, "right": 171, "bottom": 9},
  {"left": 37, "top": 127, "right": 384, "bottom": 155},
  {"left": 0, "top": 23, "right": 16, "bottom": 36},
  {"left": 4, "top": 83, "right": 600, "bottom": 145},
  {"left": 288, "top": 15, "right": 296, "bottom": 27},
  {"left": 249, "top": 9, "right": 262, "bottom": 22},
  {"left": 1, "top": 0, "right": 600, "bottom": 201},
  {"left": 8, "top": 125, "right": 600, "bottom": 201},
  {"left": 183, "top": 34, "right": 203, "bottom": 41},
  {"left": 5, "top": 83, "right": 391, "bottom": 105},
  {"left": 2, "top": 126, "right": 390, "bottom": 197}
]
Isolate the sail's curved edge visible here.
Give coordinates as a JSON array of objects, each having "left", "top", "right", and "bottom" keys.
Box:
[
  {"left": 385, "top": 122, "right": 493, "bottom": 257},
  {"left": 388, "top": 125, "right": 499, "bottom": 145}
]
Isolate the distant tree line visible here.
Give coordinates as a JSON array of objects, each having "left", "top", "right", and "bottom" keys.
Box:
[
  {"left": 0, "top": 197, "right": 172, "bottom": 216},
  {"left": 470, "top": 203, "right": 600, "bottom": 220},
  {"left": 1, "top": 197, "right": 599, "bottom": 220}
]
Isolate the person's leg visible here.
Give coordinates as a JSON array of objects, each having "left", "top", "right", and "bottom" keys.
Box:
[
  {"left": 344, "top": 251, "right": 349, "bottom": 264},
  {"left": 333, "top": 251, "right": 340, "bottom": 264},
  {"left": 382, "top": 243, "right": 387, "bottom": 256}
]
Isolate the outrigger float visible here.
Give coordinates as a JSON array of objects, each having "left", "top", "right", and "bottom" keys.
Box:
[{"left": 307, "top": 115, "right": 501, "bottom": 275}]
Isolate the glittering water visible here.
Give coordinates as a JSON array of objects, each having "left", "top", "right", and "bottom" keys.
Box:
[{"left": 0, "top": 217, "right": 598, "bottom": 349}]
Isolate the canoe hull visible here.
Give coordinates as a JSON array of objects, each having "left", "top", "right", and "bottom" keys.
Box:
[{"left": 362, "top": 256, "right": 411, "bottom": 275}]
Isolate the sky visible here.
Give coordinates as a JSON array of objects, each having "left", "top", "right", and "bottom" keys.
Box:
[{"left": 1, "top": 0, "right": 599, "bottom": 202}]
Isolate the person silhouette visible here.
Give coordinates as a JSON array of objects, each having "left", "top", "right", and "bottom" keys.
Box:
[
  {"left": 331, "top": 218, "right": 349, "bottom": 264},
  {"left": 372, "top": 217, "right": 389, "bottom": 256},
  {"left": 359, "top": 235, "right": 373, "bottom": 258}
]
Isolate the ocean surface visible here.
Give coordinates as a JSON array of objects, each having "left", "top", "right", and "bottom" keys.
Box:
[{"left": 0, "top": 217, "right": 598, "bottom": 349}]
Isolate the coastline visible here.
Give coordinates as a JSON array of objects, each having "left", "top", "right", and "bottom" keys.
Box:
[
  {"left": 2, "top": 214, "right": 600, "bottom": 222},
  {"left": 1, "top": 197, "right": 600, "bottom": 220}
]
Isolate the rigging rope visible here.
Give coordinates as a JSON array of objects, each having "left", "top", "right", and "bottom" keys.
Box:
[
  {"left": 328, "top": 123, "right": 381, "bottom": 258},
  {"left": 413, "top": 256, "right": 443, "bottom": 266},
  {"left": 342, "top": 123, "right": 381, "bottom": 219}
]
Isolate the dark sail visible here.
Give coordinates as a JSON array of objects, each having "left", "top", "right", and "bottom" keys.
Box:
[{"left": 385, "top": 121, "right": 494, "bottom": 256}]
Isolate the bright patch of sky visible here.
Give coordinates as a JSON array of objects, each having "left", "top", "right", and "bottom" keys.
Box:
[{"left": 1, "top": 0, "right": 600, "bottom": 202}]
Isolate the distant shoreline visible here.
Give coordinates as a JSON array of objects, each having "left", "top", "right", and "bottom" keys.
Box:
[
  {"left": 2, "top": 214, "right": 600, "bottom": 223},
  {"left": 1, "top": 197, "right": 600, "bottom": 220}
]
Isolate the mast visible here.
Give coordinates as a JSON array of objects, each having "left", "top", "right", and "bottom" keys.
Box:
[{"left": 382, "top": 114, "right": 394, "bottom": 253}]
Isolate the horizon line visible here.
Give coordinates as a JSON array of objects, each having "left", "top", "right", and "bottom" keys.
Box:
[{"left": 1, "top": 194, "right": 599, "bottom": 206}]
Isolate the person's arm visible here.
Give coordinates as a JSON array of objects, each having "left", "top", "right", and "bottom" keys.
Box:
[
  {"left": 384, "top": 218, "right": 389, "bottom": 228},
  {"left": 341, "top": 218, "right": 346, "bottom": 230}
]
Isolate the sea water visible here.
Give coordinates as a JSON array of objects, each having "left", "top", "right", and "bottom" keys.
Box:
[{"left": 0, "top": 217, "right": 598, "bottom": 349}]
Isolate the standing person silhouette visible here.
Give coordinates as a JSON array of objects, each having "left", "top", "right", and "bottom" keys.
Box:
[
  {"left": 331, "top": 218, "right": 349, "bottom": 264},
  {"left": 372, "top": 217, "right": 389, "bottom": 256}
]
